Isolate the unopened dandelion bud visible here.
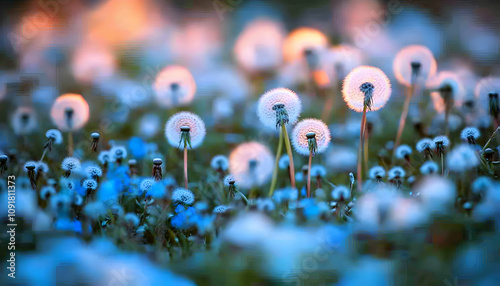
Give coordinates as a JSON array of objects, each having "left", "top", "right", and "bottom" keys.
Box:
[
  {"left": 24, "top": 162, "right": 36, "bottom": 189},
  {"left": 91, "top": 132, "right": 100, "bottom": 152},
  {"left": 152, "top": 158, "right": 163, "bottom": 181},
  {"left": 484, "top": 148, "right": 494, "bottom": 162},
  {"left": 128, "top": 159, "right": 138, "bottom": 176}
]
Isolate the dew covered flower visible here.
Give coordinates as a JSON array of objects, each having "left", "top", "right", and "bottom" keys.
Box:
[
  {"left": 257, "top": 88, "right": 302, "bottom": 129},
  {"left": 369, "top": 166, "right": 386, "bottom": 180},
  {"left": 395, "top": 145, "right": 412, "bottom": 159},
  {"left": 446, "top": 144, "right": 479, "bottom": 172},
  {"left": 283, "top": 27, "right": 328, "bottom": 63},
  {"left": 165, "top": 112, "right": 206, "bottom": 149},
  {"left": 210, "top": 155, "right": 229, "bottom": 171},
  {"left": 172, "top": 188, "right": 195, "bottom": 205},
  {"left": 393, "top": 45, "right": 437, "bottom": 87},
  {"left": 229, "top": 142, "right": 274, "bottom": 189},
  {"left": 420, "top": 161, "right": 439, "bottom": 175},
  {"left": 234, "top": 18, "right": 285, "bottom": 72},
  {"left": 291, "top": 119, "right": 331, "bottom": 156},
  {"left": 50, "top": 93, "right": 90, "bottom": 131},
  {"left": 342, "top": 66, "right": 391, "bottom": 112},
  {"left": 11, "top": 107, "right": 38, "bottom": 135},
  {"left": 153, "top": 65, "right": 196, "bottom": 108},
  {"left": 460, "top": 127, "right": 480, "bottom": 144}
]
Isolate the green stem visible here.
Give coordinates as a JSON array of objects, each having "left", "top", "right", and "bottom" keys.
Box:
[
  {"left": 268, "top": 128, "right": 284, "bottom": 197},
  {"left": 393, "top": 83, "right": 414, "bottom": 156},
  {"left": 282, "top": 124, "right": 296, "bottom": 189},
  {"left": 357, "top": 105, "right": 368, "bottom": 192}
]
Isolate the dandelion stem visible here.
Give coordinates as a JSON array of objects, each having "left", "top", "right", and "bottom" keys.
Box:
[
  {"left": 307, "top": 150, "right": 313, "bottom": 198},
  {"left": 364, "top": 133, "right": 369, "bottom": 175},
  {"left": 40, "top": 148, "right": 48, "bottom": 162},
  {"left": 281, "top": 124, "right": 296, "bottom": 189},
  {"left": 482, "top": 126, "right": 500, "bottom": 151},
  {"left": 444, "top": 109, "right": 450, "bottom": 139},
  {"left": 268, "top": 128, "right": 284, "bottom": 197},
  {"left": 441, "top": 153, "right": 444, "bottom": 176},
  {"left": 68, "top": 131, "right": 74, "bottom": 157},
  {"left": 393, "top": 83, "right": 414, "bottom": 156},
  {"left": 183, "top": 146, "right": 188, "bottom": 189},
  {"left": 357, "top": 104, "right": 368, "bottom": 192}
]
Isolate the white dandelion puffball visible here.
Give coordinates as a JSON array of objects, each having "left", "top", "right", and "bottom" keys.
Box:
[
  {"left": 50, "top": 93, "right": 90, "bottom": 131},
  {"left": 223, "top": 174, "right": 236, "bottom": 187},
  {"left": 211, "top": 155, "right": 229, "bottom": 171},
  {"left": 229, "top": 142, "right": 274, "bottom": 189},
  {"left": 257, "top": 88, "right": 302, "bottom": 129},
  {"left": 369, "top": 166, "right": 386, "bottom": 179},
  {"left": 165, "top": 112, "right": 206, "bottom": 149},
  {"left": 475, "top": 77, "right": 500, "bottom": 111},
  {"left": 342, "top": 66, "right": 392, "bottom": 112},
  {"left": 61, "top": 157, "right": 81, "bottom": 171},
  {"left": 291, "top": 119, "right": 331, "bottom": 156},
  {"left": 234, "top": 18, "right": 285, "bottom": 72},
  {"left": 153, "top": 65, "right": 196, "bottom": 108},
  {"left": 393, "top": 45, "right": 437, "bottom": 87},
  {"left": 171, "top": 188, "right": 195, "bottom": 205},
  {"left": 446, "top": 144, "right": 479, "bottom": 172},
  {"left": 46, "top": 129, "right": 63, "bottom": 144},
  {"left": 82, "top": 179, "right": 98, "bottom": 190},
  {"left": 427, "top": 71, "right": 465, "bottom": 113},
  {"left": 11, "top": 107, "right": 38, "bottom": 135},
  {"left": 326, "top": 44, "right": 364, "bottom": 80},
  {"left": 460, "top": 127, "right": 480, "bottom": 142},
  {"left": 283, "top": 27, "right": 328, "bottom": 62}
]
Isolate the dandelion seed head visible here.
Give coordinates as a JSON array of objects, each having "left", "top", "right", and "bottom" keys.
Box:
[
  {"left": 472, "top": 176, "right": 494, "bottom": 194},
  {"left": 138, "top": 114, "right": 161, "bottom": 139},
  {"left": 416, "top": 176, "right": 456, "bottom": 211},
  {"left": 210, "top": 155, "right": 229, "bottom": 171},
  {"left": 342, "top": 66, "right": 391, "bottom": 112},
  {"left": 140, "top": 178, "right": 155, "bottom": 192},
  {"left": 257, "top": 88, "right": 302, "bottom": 129},
  {"left": 325, "top": 146, "right": 357, "bottom": 173},
  {"left": 83, "top": 201, "right": 107, "bottom": 220},
  {"left": 388, "top": 166, "right": 406, "bottom": 180},
  {"left": 165, "top": 111, "right": 206, "bottom": 149},
  {"left": 475, "top": 77, "right": 500, "bottom": 111},
  {"left": 50, "top": 193, "right": 72, "bottom": 217},
  {"left": 223, "top": 174, "right": 236, "bottom": 187},
  {"left": 172, "top": 188, "right": 195, "bottom": 205},
  {"left": 60, "top": 178, "right": 74, "bottom": 190},
  {"left": 85, "top": 166, "right": 102, "bottom": 178},
  {"left": 110, "top": 146, "right": 127, "bottom": 160},
  {"left": 98, "top": 151, "right": 111, "bottom": 165},
  {"left": 50, "top": 93, "right": 90, "bottom": 131},
  {"left": 83, "top": 179, "right": 98, "bottom": 190},
  {"left": 234, "top": 18, "right": 285, "bottom": 72},
  {"left": 393, "top": 45, "right": 437, "bottom": 87},
  {"left": 24, "top": 161, "right": 36, "bottom": 170},
  {"left": 395, "top": 145, "right": 412, "bottom": 159},
  {"left": 229, "top": 142, "right": 274, "bottom": 189},
  {"left": 153, "top": 66, "right": 196, "bottom": 108},
  {"left": 291, "top": 119, "right": 331, "bottom": 156},
  {"left": 61, "top": 157, "right": 81, "bottom": 171},
  {"left": 369, "top": 166, "right": 386, "bottom": 179},
  {"left": 35, "top": 162, "right": 49, "bottom": 173},
  {"left": 331, "top": 185, "right": 351, "bottom": 200},
  {"left": 45, "top": 129, "right": 63, "bottom": 144},
  {"left": 446, "top": 144, "right": 479, "bottom": 172},
  {"left": 40, "top": 186, "right": 56, "bottom": 200},
  {"left": 428, "top": 72, "right": 465, "bottom": 113},
  {"left": 326, "top": 44, "right": 364, "bottom": 80},
  {"left": 213, "top": 205, "right": 229, "bottom": 214},
  {"left": 283, "top": 27, "right": 328, "bottom": 62},
  {"left": 420, "top": 161, "right": 439, "bottom": 175},
  {"left": 416, "top": 138, "right": 435, "bottom": 153},
  {"left": 310, "top": 164, "right": 327, "bottom": 177},
  {"left": 460, "top": 127, "right": 480, "bottom": 141},
  {"left": 11, "top": 107, "right": 38, "bottom": 135},
  {"left": 433, "top": 135, "right": 450, "bottom": 147}
]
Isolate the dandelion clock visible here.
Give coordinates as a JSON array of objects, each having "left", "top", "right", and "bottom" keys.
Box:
[
  {"left": 50, "top": 93, "right": 90, "bottom": 132},
  {"left": 393, "top": 45, "right": 437, "bottom": 87},
  {"left": 153, "top": 66, "right": 196, "bottom": 108},
  {"left": 229, "top": 142, "right": 274, "bottom": 190}
]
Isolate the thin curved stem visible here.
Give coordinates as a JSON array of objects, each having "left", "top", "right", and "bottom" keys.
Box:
[
  {"left": 307, "top": 151, "right": 313, "bottom": 198},
  {"left": 40, "top": 148, "right": 48, "bottom": 162},
  {"left": 282, "top": 124, "right": 296, "bottom": 189},
  {"left": 268, "top": 128, "right": 284, "bottom": 197},
  {"left": 393, "top": 84, "right": 414, "bottom": 155},
  {"left": 357, "top": 105, "right": 368, "bottom": 193},
  {"left": 184, "top": 146, "right": 188, "bottom": 189}
]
